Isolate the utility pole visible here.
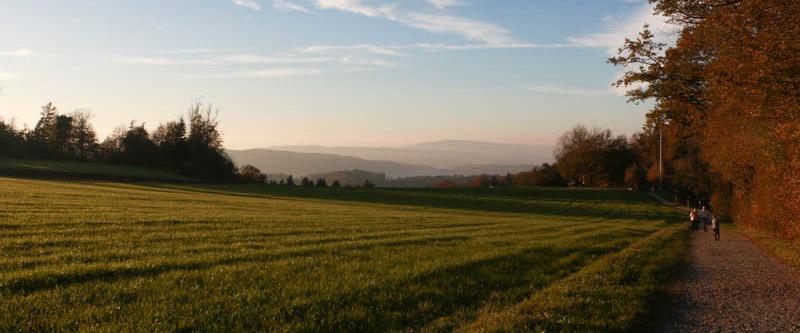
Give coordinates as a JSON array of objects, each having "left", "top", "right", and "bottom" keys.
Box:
[{"left": 658, "top": 116, "right": 663, "bottom": 191}]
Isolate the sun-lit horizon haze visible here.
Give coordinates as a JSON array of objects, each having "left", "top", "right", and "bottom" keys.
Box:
[{"left": 0, "top": 0, "right": 675, "bottom": 150}]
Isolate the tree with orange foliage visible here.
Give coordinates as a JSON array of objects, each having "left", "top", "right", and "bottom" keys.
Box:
[{"left": 612, "top": 0, "right": 800, "bottom": 238}]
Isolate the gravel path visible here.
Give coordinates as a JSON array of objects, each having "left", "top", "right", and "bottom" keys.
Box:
[{"left": 659, "top": 229, "right": 800, "bottom": 332}]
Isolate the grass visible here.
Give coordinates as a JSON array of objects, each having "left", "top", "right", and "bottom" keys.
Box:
[
  {"left": 0, "top": 158, "right": 192, "bottom": 181},
  {"left": 737, "top": 226, "right": 800, "bottom": 271},
  {"left": 0, "top": 177, "right": 686, "bottom": 332}
]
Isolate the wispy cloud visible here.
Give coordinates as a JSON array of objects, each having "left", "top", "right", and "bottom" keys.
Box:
[
  {"left": 304, "top": 3, "right": 674, "bottom": 52},
  {"left": 566, "top": 5, "right": 678, "bottom": 52},
  {"left": 410, "top": 42, "right": 573, "bottom": 50},
  {"left": 338, "top": 55, "right": 398, "bottom": 67},
  {"left": 166, "top": 48, "right": 243, "bottom": 54},
  {"left": 226, "top": 68, "right": 323, "bottom": 78},
  {"left": 300, "top": 44, "right": 405, "bottom": 56},
  {"left": 150, "top": 22, "right": 167, "bottom": 32},
  {"left": 298, "top": 5, "right": 672, "bottom": 53},
  {"left": 218, "top": 54, "right": 332, "bottom": 64},
  {"left": 313, "top": 0, "right": 515, "bottom": 45},
  {"left": 232, "top": 0, "right": 262, "bottom": 11},
  {"left": 401, "top": 13, "right": 515, "bottom": 45},
  {"left": 114, "top": 50, "right": 398, "bottom": 79},
  {"left": 130, "top": 2, "right": 672, "bottom": 84},
  {"left": 273, "top": 0, "right": 311, "bottom": 12},
  {"left": 234, "top": 1, "right": 668, "bottom": 53},
  {"left": 315, "top": 0, "right": 395, "bottom": 18},
  {"left": 0, "top": 72, "right": 20, "bottom": 81},
  {"left": 524, "top": 85, "right": 615, "bottom": 96},
  {"left": 115, "top": 53, "right": 392, "bottom": 67},
  {"left": 115, "top": 57, "right": 217, "bottom": 65},
  {"left": 426, "top": 0, "right": 461, "bottom": 10},
  {"left": 300, "top": 42, "right": 575, "bottom": 55},
  {"left": 0, "top": 48, "right": 33, "bottom": 57}
]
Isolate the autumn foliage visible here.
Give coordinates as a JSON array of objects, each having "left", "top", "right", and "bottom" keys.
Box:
[{"left": 611, "top": 0, "right": 800, "bottom": 238}]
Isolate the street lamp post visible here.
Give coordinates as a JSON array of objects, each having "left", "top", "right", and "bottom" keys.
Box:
[{"left": 658, "top": 117, "right": 663, "bottom": 191}]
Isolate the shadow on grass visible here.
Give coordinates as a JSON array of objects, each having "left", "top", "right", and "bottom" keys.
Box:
[
  {"left": 2, "top": 233, "right": 476, "bottom": 296},
  {"left": 140, "top": 184, "right": 682, "bottom": 223},
  {"left": 259, "top": 236, "right": 636, "bottom": 332}
]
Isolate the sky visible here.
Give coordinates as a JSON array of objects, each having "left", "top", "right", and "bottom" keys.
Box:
[{"left": 0, "top": 0, "right": 675, "bottom": 149}]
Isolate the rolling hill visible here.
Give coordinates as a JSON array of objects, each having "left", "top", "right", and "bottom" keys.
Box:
[
  {"left": 228, "top": 140, "right": 551, "bottom": 177},
  {"left": 226, "top": 149, "right": 444, "bottom": 178},
  {"left": 226, "top": 147, "right": 538, "bottom": 178},
  {"left": 272, "top": 140, "right": 552, "bottom": 168}
]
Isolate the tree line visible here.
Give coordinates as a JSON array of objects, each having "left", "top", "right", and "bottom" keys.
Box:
[
  {"left": 237, "top": 165, "right": 376, "bottom": 188},
  {"left": 451, "top": 125, "right": 644, "bottom": 189},
  {"left": 609, "top": 0, "right": 799, "bottom": 238},
  {"left": 0, "top": 102, "right": 237, "bottom": 180}
]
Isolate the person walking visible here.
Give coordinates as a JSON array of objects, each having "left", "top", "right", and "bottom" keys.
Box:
[
  {"left": 689, "top": 208, "right": 699, "bottom": 231},
  {"left": 711, "top": 215, "right": 721, "bottom": 241},
  {"left": 699, "top": 206, "right": 711, "bottom": 232}
]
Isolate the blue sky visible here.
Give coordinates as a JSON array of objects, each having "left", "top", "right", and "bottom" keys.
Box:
[{"left": 0, "top": 0, "right": 673, "bottom": 149}]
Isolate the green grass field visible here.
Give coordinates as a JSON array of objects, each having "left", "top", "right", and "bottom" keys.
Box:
[
  {"left": 0, "top": 177, "right": 686, "bottom": 332},
  {"left": 0, "top": 158, "right": 193, "bottom": 181}
]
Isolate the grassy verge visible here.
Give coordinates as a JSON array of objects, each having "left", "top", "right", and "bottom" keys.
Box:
[
  {"left": 458, "top": 224, "right": 688, "bottom": 332},
  {"left": 737, "top": 226, "right": 800, "bottom": 271}
]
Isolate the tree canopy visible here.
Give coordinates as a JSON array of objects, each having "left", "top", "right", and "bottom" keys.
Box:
[{"left": 611, "top": 0, "right": 800, "bottom": 238}]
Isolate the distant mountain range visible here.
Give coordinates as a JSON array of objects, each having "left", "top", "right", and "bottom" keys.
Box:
[
  {"left": 226, "top": 140, "right": 552, "bottom": 178},
  {"left": 272, "top": 140, "right": 552, "bottom": 168}
]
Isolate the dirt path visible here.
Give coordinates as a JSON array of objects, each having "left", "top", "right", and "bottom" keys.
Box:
[{"left": 659, "top": 229, "right": 800, "bottom": 332}]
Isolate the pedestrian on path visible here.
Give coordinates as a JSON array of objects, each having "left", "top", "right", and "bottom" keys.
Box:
[
  {"left": 699, "top": 206, "right": 711, "bottom": 232},
  {"left": 711, "top": 215, "right": 720, "bottom": 241},
  {"left": 689, "top": 208, "right": 699, "bottom": 231}
]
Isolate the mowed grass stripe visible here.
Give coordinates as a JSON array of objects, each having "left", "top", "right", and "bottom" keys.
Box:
[
  {"left": 0, "top": 177, "right": 682, "bottom": 332},
  {"left": 0, "top": 217, "right": 631, "bottom": 278},
  {"left": 4, "top": 228, "right": 636, "bottom": 326},
  {"left": 1, "top": 219, "right": 627, "bottom": 286}
]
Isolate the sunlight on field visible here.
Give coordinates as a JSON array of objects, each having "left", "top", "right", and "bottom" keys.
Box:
[{"left": 0, "top": 178, "right": 685, "bottom": 332}]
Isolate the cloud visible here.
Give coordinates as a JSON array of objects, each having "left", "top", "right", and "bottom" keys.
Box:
[
  {"left": 425, "top": 0, "right": 460, "bottom": 10},
  {"left": 562, "top": 5, "right": 679, "bottom": 95},
  {"left": 300, "top": 5, "right": 676, "bottom": 53},
  {"left": 150, "top": 22, "right": 167, "bottom": 32},
  {"left": 315, "top": 0, "right": 398, "bottom": 19},
  {"left": 410, "top": 42, "right": 573, "bottom": 50},
  {"left": 0, "top": 72, "right": 19, "bottom": 81},
  {"left": 338, "top": 55, "right": 398, "bottom": 67},
  {"left": 167, "top": 48, "right": 241, "bottom": 54},
  {"left": 304, "top": 2, "right": 673, "bottom": 50},
  {"left": 115, "top": 57, "right": 217, "bottom": 65},
  {"left": 114, "top": 51, "right": 398, "bottom": 76},
  {"left": 566, "top": 5, "right": 678, "bottom": 52},
  {"left": 249, "top": 1, "right": 672, "bottom": 51},
  {"left": 313, "top": 0, "right": 515, "bottom": 45},
  {"left": 0, "top": 48, "right": 33, "bottom": 57},
  {"left": 301, "top": 42, "right": 577, "bottom": 55},
  {"left": 232, "top": 0, "right": 262, "bottom": 11},
  {"left": 218, "top": 53, "right": 333, "bottom": 64},
  {"left": 300, "top": 44, "right": 404, "bottom": 56},
  {"left": 115, "top": 53, "right": 388, "bottom": 67},
  {"left": 119, "top": 3, "right": 675, "bottom": 83},
  {"left": 524, "top": 85, "right": 615, "bottom": 96},
  {"left": 400, "top": 13, "right": 515, "bottom": 45},
  {"left": 227, "top": 68, "right": 323, "bottom": 78},
  {"left": 273, "top": 0, "right": 311, "bottom": 12}
]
